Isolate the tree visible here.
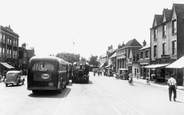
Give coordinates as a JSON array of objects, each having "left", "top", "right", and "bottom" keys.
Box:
[
  {"left": 55, "top": 52, "right": 80, "bottom": 64},
  {"left": 88, "top": 55, "right": 99, "bottom": 67}
]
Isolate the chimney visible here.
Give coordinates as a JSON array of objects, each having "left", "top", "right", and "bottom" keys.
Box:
[
  {"left": 108, "top": 46, "right": 110, "bottom": 50},
  {"left": 143, "top": 40, "right": 146, "bottom": 46},
  {"left": 118, "top": 44, "right": 121, "bottom": 49},
  {"left": 122, "top": 42, "right": 125, "bottom": 47},
  {"left": 22, "top": 43, "right": 26, "bottom": 49}
]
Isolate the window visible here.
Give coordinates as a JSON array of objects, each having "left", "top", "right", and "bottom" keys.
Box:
[
  {"left": 2, "top": 47, "right": 4, "bottom": 57},
  {"left": 32, "top": 62, "right": 54, "bottom": 72},
  {"left": 154, "top": 28, "right": 157, "bottom": 40},
  {"left": 0, "top": 47, "right": 1, "bottom": 57},
  {"left": 172, "top": 20, "right": 177, "bottom": 34},
  {"left": 163, "top": 24, "right": 166, "bottom": 37},
  {"left": 172, "top": 40, "right": 177, "bottom": 55},
  {"left": 145, "top": 50, "right": 149, "bottom": 58},
  {"left": 154, "top": 45, "right": 157, "bottom": 57},
  {"left": 0, "top": 33, "right": 2, "bottom": 42},
  {"left": 162, "top": 43, "right": 166, "bottom": 55},
  {"left": 2, "top": 35, "right": 5, "bottom": 43},
  {"left": 140, "top": 52, "right": 143, "bottom": 59}
]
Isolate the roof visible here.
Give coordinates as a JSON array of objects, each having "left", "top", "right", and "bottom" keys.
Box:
[
  {"left": 152, "top": 3, "right": 184, "bottom": 28},
  {"left": 139, "top": 44, "right": 150, "bottom": 50},
  {"left": 110, "top": 52, "right": 116, "bottom": 58},
  {"left": 154, "top": 14, "right": 163, "bottom": 26},
  {"left": 107, "top": 48, "right": 115, "bottom": 54},
  {"left": 99, "top": 54, "right": 107, "bottom": 58},
  {"left": 173, "top": 3, "right": 184, "bottom": 16},
  {"left": 163, "top": 9, "right": 172, "bottom": 21},
  {"left": 125, "top": 38, "right": 142, "bottom": 47}
]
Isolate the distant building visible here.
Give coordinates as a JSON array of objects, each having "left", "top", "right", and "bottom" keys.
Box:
[
  {"left": 116, "top": 39, "right": 142, "bottom": 76},
  {"left": 26, "top": 46, "right": 35, "bottom": 61},
  {"left": 18, "top": 43, "right": 28, "bottom": 75},
  {"left": 138, "top": 40, "right": 150, "bottom": 79}
]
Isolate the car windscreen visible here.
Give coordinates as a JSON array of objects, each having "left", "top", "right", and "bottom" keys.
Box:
[
  {"left": 7, "top": 73, "right": 16, "bottom": 77},
  {"left": 74, "top": 65, "right": 85, "bottom": 69},
  {"left": 32, "top": 62, "right": 54, "bottom": 72}
]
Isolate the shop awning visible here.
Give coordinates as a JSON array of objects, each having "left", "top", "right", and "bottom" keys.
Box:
[
  {"left": 0, "top": 62, "right": 15, "bottom": 69},
  {"left": 110, "top": 53, "right": 116, "bottom": 58},
  {"left": 166, "top": 56, "right": 184, "bottom": 68},
  {"left": 118, "top": 68, "right": 128, "bottom": 71},
  {"left": 144, "top": 63, "right": 169, "bottom": 68},
  {"left": 105, "top": 65, "right": 110, "bottom": 68},
  {"left": 99, "top": 63, "right": 105, "bottom": 68}
]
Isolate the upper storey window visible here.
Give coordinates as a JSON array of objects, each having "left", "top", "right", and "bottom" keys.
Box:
[
  {"left": 163, "top": 24, "right": 166, "bottom": 37},
  {"left": 162, "top": 43, "right": 166, "bottom": 55},
  {"left": 172, "top": 40, "right": 177, "bottom": 55},
  {"left": 172, "top": 20, "right": 177, "bottom": 34},
  {"left": 154, "top": 28, "right": 157, "bottom": 40},
  {"left": 154, "top": 45, "right": 157, "bottom": 57}
]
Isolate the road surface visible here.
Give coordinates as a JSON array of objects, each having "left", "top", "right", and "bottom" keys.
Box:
[{"left": 0, "top": 72, "right": 184, "bottom": 115}]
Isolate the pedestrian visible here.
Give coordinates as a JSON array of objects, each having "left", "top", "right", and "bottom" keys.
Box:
[
  {"left": 146, "top": 76, "right": 150, "bottom": 85},
  {"left": 128, "top": 73, "right": 133, "bottom": 85},
  {"left": 93, "top": 70, "right": 96, "bottom": 76},
  {"left": 167, "top": 74, "right": 177, "bottom": 101}
]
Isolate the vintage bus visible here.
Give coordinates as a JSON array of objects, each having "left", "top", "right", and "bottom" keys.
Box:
[
  {"left": 72, "top": 61, "right": 90, "bottom": 83},
  {"left": 27, "top": 56, "right": 69, "bottom": 94}
]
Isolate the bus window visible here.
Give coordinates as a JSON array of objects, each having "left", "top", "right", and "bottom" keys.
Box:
[{"left": 32, "top": 62, "right": 54, "bottom": 72}]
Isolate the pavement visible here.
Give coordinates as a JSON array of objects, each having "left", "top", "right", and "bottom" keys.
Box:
[{"left": 133, "top": 77, "right": 184, "bottom": 92}]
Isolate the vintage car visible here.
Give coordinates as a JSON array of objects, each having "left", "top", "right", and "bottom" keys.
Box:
[
  {"left": 4, "top": 70, "right": 25, "bottom": 87},
  {"left": 118, "top": 68, "right": 128, "bottom": 80}
]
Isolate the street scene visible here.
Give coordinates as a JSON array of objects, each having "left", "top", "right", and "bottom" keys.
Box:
[
  {"left": 1, "top": 1, "right": 184, "bottom": 115},
  {"left": 0, "top": 72, "right": 184, "bottom": 115}
]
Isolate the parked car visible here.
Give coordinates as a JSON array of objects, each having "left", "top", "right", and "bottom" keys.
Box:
[{"left": 4, "top": 70, "right": 25, "bottom": 87}]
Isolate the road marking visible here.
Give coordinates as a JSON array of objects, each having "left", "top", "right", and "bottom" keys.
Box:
[
  {"left": 110, "top": 90, "right": 145, "bottom": 115},
  {"left": 54, "top": 88, "right": 70, "bottom": 115},
  {"left": 95, "top": 86, "right": 122, "bottom": 115},
  {"left": 93, "top": 77, "right": 145, "bottom": 115}
]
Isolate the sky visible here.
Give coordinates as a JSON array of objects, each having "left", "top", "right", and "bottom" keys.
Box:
[{"left": 0, "top": 0, "right": 184, "bottom": 59}]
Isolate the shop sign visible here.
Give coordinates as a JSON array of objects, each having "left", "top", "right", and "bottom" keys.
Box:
[{"left": 161, "top": 55, "right": 170, "bottom": 59}]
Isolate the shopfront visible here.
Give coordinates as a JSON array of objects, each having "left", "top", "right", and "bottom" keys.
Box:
[{"left": 145, "top": 63, "right": 170, "bottom": 82}]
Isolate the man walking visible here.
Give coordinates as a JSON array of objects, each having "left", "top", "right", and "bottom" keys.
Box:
[{"left": 167, "top": 74, "right": 177, "bottom": 101}]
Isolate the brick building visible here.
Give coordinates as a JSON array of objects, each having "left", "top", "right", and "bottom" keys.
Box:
[
  {"left": 0, "top": 25, "right": 19, "bottom": 75},
  {"left": 149, "top": 4, "right": 184, "bottom": 85}
]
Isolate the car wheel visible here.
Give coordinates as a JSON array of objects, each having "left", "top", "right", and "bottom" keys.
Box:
[{"left": 5, "top": 84, "right": 8, "bottom": 87}]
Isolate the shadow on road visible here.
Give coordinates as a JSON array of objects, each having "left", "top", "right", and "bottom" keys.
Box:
[
  {"left": 174, "top": 100, "right": 184, "bottom": 103},
  {"left": 28, "top": 87, "right": 71, "bottom": 98},
  {"left": 72, "top": 80, "right": 93, "bottom": 85}
]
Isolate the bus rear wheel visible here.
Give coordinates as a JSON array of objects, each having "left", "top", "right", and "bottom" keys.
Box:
[{"left": 58, "top": 82, "right": 63, "bottom": 93}]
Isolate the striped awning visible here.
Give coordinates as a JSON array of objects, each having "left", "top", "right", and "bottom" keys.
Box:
[{"left": 0, "top": 62, "right": 14, "bottom": 69}]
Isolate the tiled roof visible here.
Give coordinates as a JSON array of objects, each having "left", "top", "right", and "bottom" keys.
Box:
[
  {"left": 139, "top": 44, "right": 150, "bottom": 50},
  {"left": 125, "top": 38, "right": 142, "bottom": 47},
  {"left": 155, "top": 15, "right": 163, "bottom": 25},
  {"left": 173, "top": 3, "right": 184, "bottom": 15},
  {"left": 163, "top": 8, "right": 172, "bottom": 21}
]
